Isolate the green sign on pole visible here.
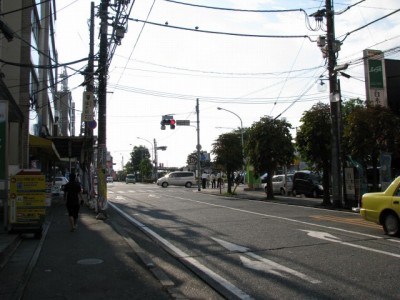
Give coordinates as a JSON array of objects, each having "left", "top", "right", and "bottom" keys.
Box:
[{"left": 369, "top": 59, "right": 384, "bottom": 89}]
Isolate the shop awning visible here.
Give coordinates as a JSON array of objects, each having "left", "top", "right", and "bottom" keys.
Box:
[
  {"left": 49, "top": 136, "right": 92, "bottom": 159},
  {"left": 29, "top": 135, "right": 61, "bottom": 161}
]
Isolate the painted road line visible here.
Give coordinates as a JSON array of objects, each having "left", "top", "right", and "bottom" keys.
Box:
[
  {"left": 303, "top": 230, "right": 400, "bottom": 258},
  {"left": 109, "top": 202, "right": 253, "bottom": 300},
  {"left": 213, "top": 237, "right": 321, "bottom": 284}
]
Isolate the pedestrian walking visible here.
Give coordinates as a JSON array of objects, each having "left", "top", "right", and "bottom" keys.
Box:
[
  {"left": 210, "top": 173, "right": 216, "bottom": 188},
  {"left": 63, "top": 173, "right": 84, "bottom": 232}
]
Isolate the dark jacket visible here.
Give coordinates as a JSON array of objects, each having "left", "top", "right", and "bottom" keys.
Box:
[{"left": 64, "top": 181, "right": 82, "bottom": 206}]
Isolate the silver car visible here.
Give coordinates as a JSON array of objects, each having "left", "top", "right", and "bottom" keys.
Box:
[
  {"left": 157, "top": 171, "right": 196, "bottom": 188},
  {"left": 263, "top": 174, "right": 293, "bottom": 196}
]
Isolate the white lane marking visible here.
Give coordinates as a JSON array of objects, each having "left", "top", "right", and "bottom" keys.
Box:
[
  {"left": 213, "top": 238, "right": 321, "bottom": 284},
  {"left": 169, "top": 195, "right": 400, "bottom": 244},
  {"left": 109, "top": 202, "right": 253, "bottom": 300},
  {"left": 303, "top": 230, "right": 400, "bottom": 258}
]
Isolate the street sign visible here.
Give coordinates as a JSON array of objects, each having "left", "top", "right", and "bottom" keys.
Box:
[{"left": 176, "top": 120, "right": 190, "bottom": 126}]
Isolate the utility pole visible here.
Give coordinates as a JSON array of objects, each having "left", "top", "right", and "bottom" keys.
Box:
[
  {"left": 326, "top": 0, "right": 342, "bottom": 207},
  {"left": 196, "top": 98, "right": 201, "bottom": 191},
  {"left": 154, "top": 138, "right": 158, "bottom": 181},
  {"left": 83, "top": 1, "right": 95, "bottom": 200},
  {"left": 97, "top": 0, "right": 109, "bottom": 218}
]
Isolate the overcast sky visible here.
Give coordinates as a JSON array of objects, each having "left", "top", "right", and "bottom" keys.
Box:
[{"left": 55, "top": 0, "right": 400, "bottom": 170}]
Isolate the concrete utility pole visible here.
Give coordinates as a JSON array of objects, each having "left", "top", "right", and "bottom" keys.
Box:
[
  {"left": 326, "top": 0, "right": 342, "bottom": 207},
  {"left": 154, "top": 139, "right": 158, "bottom": 180},
  {"left": 83, "top": 1, "right": 95, "bottom": 198},
  {"left": 196, "top": 98, "right": 201, "bottom": 191},
  {"left": 96, "top": 0, "right": 109, "bottom": 217}
]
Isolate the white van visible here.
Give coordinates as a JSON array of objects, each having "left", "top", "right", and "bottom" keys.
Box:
[{"left": 157, "top": 171, "right": 196, "bottom": 188}]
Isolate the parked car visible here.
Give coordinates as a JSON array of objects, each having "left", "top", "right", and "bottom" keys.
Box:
[
  {"left": 292, "top": 170, "right": 323, "bottom": 198},
  {"left": 263, "top": 174, "right": 293, "bottom": 196},
  {"left": 125, "top": 174, "right": 136, "bottom": 184},
  {"left": 157, "top": 171, "right": 196, "bottom": 188},
  {"left": 106, "top": 176, "right": 113, "bottom": 183},
  {"left": 360, "top": 176, "right": 400, "bottom": 236}
]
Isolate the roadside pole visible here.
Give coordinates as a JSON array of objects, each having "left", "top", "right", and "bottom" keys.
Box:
[
  {"left": 196, "top": 98, "right": 201, "bottom": 191},
  {"left": 96, "top": 0, "right": 109, "bottom": 219}
]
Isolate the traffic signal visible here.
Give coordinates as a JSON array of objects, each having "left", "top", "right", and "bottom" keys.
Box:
[
  {"left": 169, "top": 119, "right": 175, "bottom": 129},
  {"left": 160, "top": 115, "right": 175, "bottom": 130}
]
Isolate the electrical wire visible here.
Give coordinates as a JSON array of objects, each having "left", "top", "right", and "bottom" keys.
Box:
[
  {"left": 128, "top": 18, "right": 315, "bottom": 41},
  {"left": 161, "top": 0, "right": 309, "bottom": 13},
  {"left": 0, "top": 0, "right": 51, "bottom": 16},
  {"left": 111, "top": 0, "right": 155, "bottom": 95},
  {"left": 0, "top": 57, "right": 88, "bottom": 69},
  {"left": 340, "top": 8, "right": 400, "bottom": 42}
]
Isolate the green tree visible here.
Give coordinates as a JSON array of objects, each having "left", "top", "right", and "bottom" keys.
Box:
[
  {"left": 343, "top": 104, "right": 400, "bottom": 191},
  {"left": 296, "top": 103, "right": 331, "bottom": 205},
  {"left": 246, "top": 116, "right": 294, "bottom": 199},
  {"left": 212, "top": 132, "right": 243, "bottom": 193},
  {"left": 130, "top": 146, "right": 151, "bottom": 181}
]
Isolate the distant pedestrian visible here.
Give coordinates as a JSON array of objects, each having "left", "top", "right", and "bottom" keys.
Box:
[
  {"left": 210, "top": 173, "right": 216, "bottom": 188},
  {"left": 217, "top": 172, "right": 222, "bottom": 188},
  {"left": 202, "top": 171, "right": 208, "bottom": 189},
  {"left": 63, "top": 173, "right": 84, "bottom": 232}
]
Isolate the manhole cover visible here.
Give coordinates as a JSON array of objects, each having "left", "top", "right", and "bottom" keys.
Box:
[{"left": 77, "top": 258, "right": 104, "bottom": 265}]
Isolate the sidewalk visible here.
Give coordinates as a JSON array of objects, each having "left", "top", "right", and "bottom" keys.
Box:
[
  {"left": 198, "top": 184, "right": 345, "bottom": 209},
  {"left": 0, "top": 197, "right": 172, "bottom": 300},
  {"left": 200, "top": 184, "right": 352, "bottom": 212}
]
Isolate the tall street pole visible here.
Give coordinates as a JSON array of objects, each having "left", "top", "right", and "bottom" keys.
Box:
[
  {"left": 97, "top": 0, "right": 109, "bottom": 218},
  {"left": 326, "top": 0, "right": 342, "bottom": 207},
  {"left": 196, "top": 98, "right": 201, "bottom": 191},
  {"left": 83, "top": 1, "right": 95, "bottom": 198}
]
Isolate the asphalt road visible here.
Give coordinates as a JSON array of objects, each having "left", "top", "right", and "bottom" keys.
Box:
[{"left": 108, "top": 182, "right": 400, "bottom": 300}]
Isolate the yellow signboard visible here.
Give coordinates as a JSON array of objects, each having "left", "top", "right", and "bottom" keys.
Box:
[{"left": 9, "top": 173, "right": 46, "bottom": 224}]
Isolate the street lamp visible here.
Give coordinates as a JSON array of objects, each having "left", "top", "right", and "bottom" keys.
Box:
[{"left": 217, "top": 107, "right": 245, "bottom": 171}]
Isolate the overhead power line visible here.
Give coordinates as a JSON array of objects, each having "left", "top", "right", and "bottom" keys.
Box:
[
  {"left": 162, "top": 0, "right": 307, "bottom": 13},
  {"left": 340, "top": 8, "right": 400, "bottom": 42},
  {"left": 129, "top": 18, "right": 314, "bottom": 40},
  {"left": 0, "top": 57, "right": 89, "bottom": 69}
]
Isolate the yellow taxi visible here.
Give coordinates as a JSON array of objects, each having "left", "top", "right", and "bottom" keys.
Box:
[{"left": 360, "top": 176, "right": 400, "bottom": 236}]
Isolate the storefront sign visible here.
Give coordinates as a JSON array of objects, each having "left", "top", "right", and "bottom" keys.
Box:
[{"left": 9, "top": 173, "right": 46, "bottom": 224}]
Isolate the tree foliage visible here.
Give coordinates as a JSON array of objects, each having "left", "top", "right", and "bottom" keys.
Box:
[
  {"left": 246, "top": 116, "right": 294, "bottom": 199},
  {"left": 212, "top": 132, "right": 243, "bottom": 193},
  {"left": 296, "top": 102, "right": 331, "bottom": 205},
  {"left": 129, "top": 145, "right": 152, "bottom": 180},
  {"left": 343, "top": 104, "right": 400, "bottom": 190}
]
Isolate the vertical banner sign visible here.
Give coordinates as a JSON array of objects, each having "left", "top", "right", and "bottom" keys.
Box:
[
  {"left": 363, "top": 49, "right": 387, "bottom": 107},
  {"left": 82, "top": 91, "right": 94, "bottom": 121},
  {"left": 0, "top": 101, "right": 7, "bottom": 179},
  {"left": 9, "top": 173, "right": 46, "bottom": 224},
  {"left": 97, "top": 144, "right": 108, "bottom": 211}
]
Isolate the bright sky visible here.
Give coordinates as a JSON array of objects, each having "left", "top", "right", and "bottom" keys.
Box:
[{"left": 55, "top": 0, "right": 400, "bottom": 170}]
